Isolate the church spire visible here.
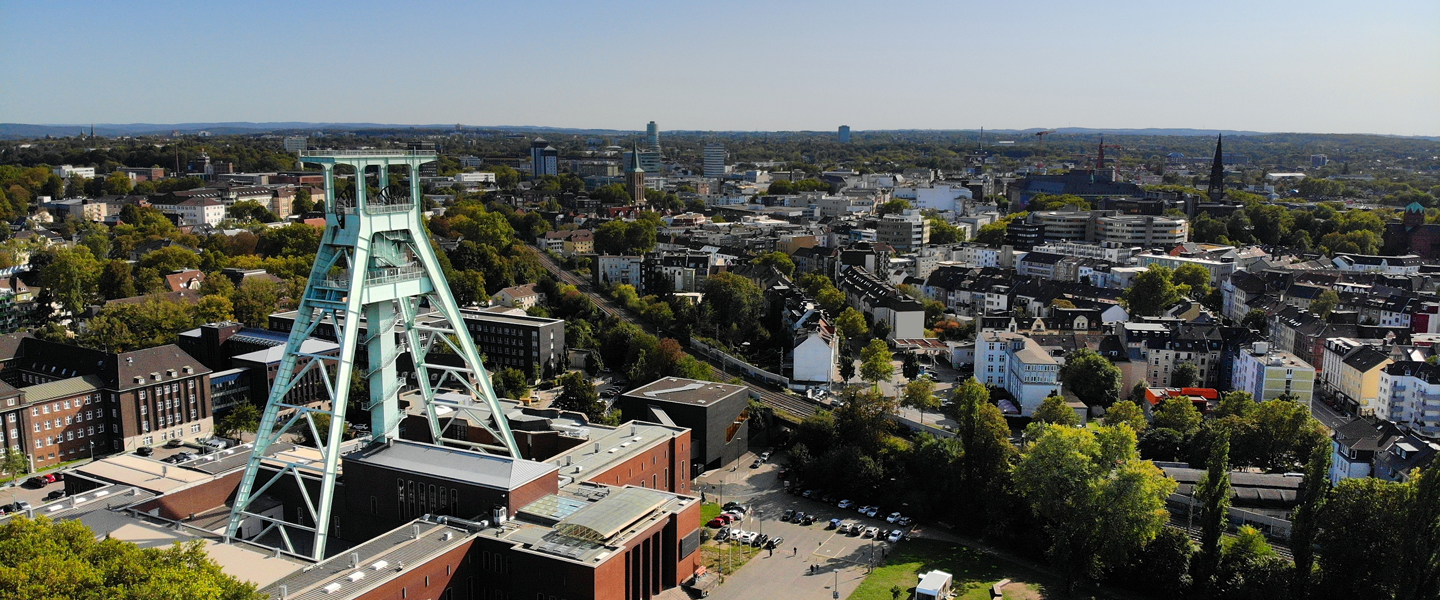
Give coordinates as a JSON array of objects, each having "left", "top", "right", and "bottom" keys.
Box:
[{"left": 1207, "top": 134, "right": 1225, "bottom": 202}]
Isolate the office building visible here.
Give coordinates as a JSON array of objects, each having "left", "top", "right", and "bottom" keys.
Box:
[
  {"left": 407, "top": 141, "right": 438, "bottom": 177},
  {"left": 838, "top": 125, "right": 851, "bottom": 143},
  {"left": 530, "top": 137, "right": 558, "bottom": 177},
  {"left": 875, "top": 210, "right": 931, "bottom": 252},
  {"left": 616, "top": 377, "right": 750, "bottom": 473},
  {"left": 53, "top": 165, "right": 96, "bottom": 179},
  {"left": 455, "top": 310, "right": 567, "bottom": 381},
  {"left": 703, "top": 143, "right": 726, "bottom": 178},
  {"left": 646, "top": 121, "right": 660, "bottom": 151},
  {"left": 976, "top": 331, "right": 1062, "bottom": 416}
]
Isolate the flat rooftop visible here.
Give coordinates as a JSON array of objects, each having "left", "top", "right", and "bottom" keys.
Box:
[
  {"left": 549, "top": 421, "right": 687, "bottom": 486},
  {"left": 623, "top": 377, "right": 747, "bottom": 407},
  {"left": 73, "top": 454, "right": 214, "bottom": 494},
  {"left": 491, "top": 482, "right": 696, "bottom": 565},
  {"left": 345, "top": 439, "right": 556, "bottom": 491},
  {"left": 262, "top": 519, "right": 471, "bottom": 600}
]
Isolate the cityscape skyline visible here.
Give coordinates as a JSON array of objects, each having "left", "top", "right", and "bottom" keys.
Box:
[{"left": 2, "top": 1, "right": 1436, "bottom": 136}]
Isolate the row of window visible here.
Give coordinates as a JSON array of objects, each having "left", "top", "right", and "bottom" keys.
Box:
[
  {"left": 33, "top": 409, "right": 102, "bottom": 432},
  {"left": 34, "top": 424, "right": 103, "bottom": 448},
  {"left": 31, "top": 395, "right": 97, "bottom": 416}
]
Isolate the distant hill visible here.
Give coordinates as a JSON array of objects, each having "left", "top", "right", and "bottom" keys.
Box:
[{"left": 1, "top": 122, "right": 1434, "bottom": 141}]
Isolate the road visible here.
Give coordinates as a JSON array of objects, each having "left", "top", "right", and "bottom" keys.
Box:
[
  {"left": 1310, "top": 393, "right": 1352, "bottom": 431},
  {"left": 525, "top": 246, "right": 818, "bottom": 421}
]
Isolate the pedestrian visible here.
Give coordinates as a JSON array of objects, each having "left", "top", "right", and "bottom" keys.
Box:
[{"left": 793, "top": 547, "right": 797, "bottom": 556}]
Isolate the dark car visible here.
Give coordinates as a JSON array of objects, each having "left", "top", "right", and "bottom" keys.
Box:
[
  {"left": 165, "top": 439, "right": 184, "bottom": 448},
  {"left": 822, "top": 494, "right": 836, "bottom": 504},
  {"left": 751, "top": 533, "right": 768, "bottom": 548},
  {"left": 45, "top": 490, "right": 66, "bottom": 501},
  {"left": 793, "top": 511, "right": 806, "bottom": 524},
  {"left": 801, "top": 514, "right": 817, "bottom": 526},
  {"left": 777, "top": 468, "right": 788, "bottom": 479},
  {"left": 781, "top": 509, "right": 795, "bottom": 522},
  {"left": 136, "top": 446, "right": 154, "bottom": 457},
  {"left": 764, "top": 536, "right": 784, "bottom": 549},
  {"left": 25, "top": 476, "right": 46, "bottom": 488}
]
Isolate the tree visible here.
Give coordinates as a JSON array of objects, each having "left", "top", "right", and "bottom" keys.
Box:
[
  {"left": 491, "top": 368, "right": 531, "bottom": 401},
  {"left": 1216, "top": 525, "right": 1290, "bottom": 600},
  {"left": 835, "top": 307, "right": 868, "bottom": 341},
  {"left": 39, "top": 245, "right": 101, "bottom": 316},
  {"left": 1172, "top": 263, "right": 1212, "bottom": 296},
  {"left": 193, "top": 294, "right": 234, "bottom": 324},
  {"left": 859, "top": 339, "right": 894, "bottom": 390},
  {"left": 258, "top": 223, "right": 320, "bottom": 257},
  {"left": 1290, "top": 442, "right": 1331, "bottom": 600},
  {"left": 1103, "top": 400, "right": 1148, "bottom": 432},
  {"left": 1397, "top": 461, "right": 1440, "bottom": 600},
  {"left": 1241, "top": 309, "right": 1268, "bottom": 334},
  {"left": 901, "top": 352, "right": 920, "bottom": 380},
  {"left": 0, "top": 515, "right": 263, "bottom": 600},
  {"left": 1013, "top": 423, "right": 1177, "bottom": 590},
  {"left": 1310, "top": 289, "right": 1340, "bottom": 318},
  {"left": 974, "top": 222, "right": 1008, "bottom": 246},
  {"left": 700, "top": 272, "right": 763, "bottom": 346},
  {"left": 750, "top": 251, "right": 795, "bottom": 277},
  {"left": 1153, "top": 397, "right": 1203, "bottom": 436},
  {"left": 901, "top": 377, "right": 940, "bottom": 424},
  {"left": 291, "top": 187, "right": 315, "bottom": 214},
  {"left": 875, "top": 198, "right": 912, "bottom": 216},
  {"left": 140, "top": 245, "right": 201, "bottom": 273},
  {"left": 1194, "top": 433, "right": 1232, "bottom": 592},
  {"left": 226, "top": 200, "right": 277, "bottom": 223},
  {"left": 1317, "top": 478, "right": 1410, "bottom": 598},
  {"left": 231, "top": 278, "right": 281, "bottom": 327},
  {"left": 1123, "top": 264, "right": 1181, "bottom": 317},
  {"left": 216, "top": 403, "right": 261, "bottom": 439},
  {"left": 553, "top": 371, "right": 604, "bottom": 422},
  {"left": 1032, "top": 395, "right": 1079, "bottom": 426},
  {"left": 98, "top": 259, "right": 137, "bottom": 300},
  {"left": 1, "top": 447, "right": 27, "bottom": 477},
  {"left": 103, "top": 171, "right": 133, "bottom": 195},
  {"left": 928, "top": 218, "right": 965, "bottom": 244},
  {"left": 838, "top": 353, "right": 856, "bottom": 382},
  {"left": 1171, "top": 362, "right": 1199, "bottom": 388},
  {"left": 1059, "top": 348, "right": 1122, "bottom": 407}
]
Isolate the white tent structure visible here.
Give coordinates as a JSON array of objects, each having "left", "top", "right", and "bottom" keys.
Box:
[{"left": 915, "top": 570, "right": 953, "bottom": 600}]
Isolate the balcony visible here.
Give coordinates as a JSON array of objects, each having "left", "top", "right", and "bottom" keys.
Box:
[{"left": 314, "top": 265, "right": 426, "bottom": 289}]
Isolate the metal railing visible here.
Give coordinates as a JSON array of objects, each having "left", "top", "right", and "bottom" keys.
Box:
[
  {"left": 318, "top": 269, "right": 352, "bottom": 289},
  {"left": 366, "top": 264, "right": 426, "bottom": 286}
]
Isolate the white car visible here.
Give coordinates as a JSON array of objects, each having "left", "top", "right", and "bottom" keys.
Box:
[
  {"left": 837, "top": 499, "right": 854, "bottom": 509},
  {"left": 862, "top": 527, "right": 879, "bottom": 538},
  {"left": 741, "top": 531, "right": 760, "bottom": 545},
  {"left": 887, "top": 512, "right": 903, "bottom": 523},
  {"left": 863, "top": 507, "right": 879, "bottom": 518},
  {"left": 886, "top": 529, "right": 904, "bottom": 543}
]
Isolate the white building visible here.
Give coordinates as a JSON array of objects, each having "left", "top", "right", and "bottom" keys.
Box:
[
  {"left": 957, "top": 244, "right": 1001, "bottom": 268},
  {"left": 1231, "top": 342, "right": 1316, "bottom": 405},
  {"left": 790, "top": 311, "right": 838, "bottom": 386},
  {"left": 977, "top": 331, "right": 1062, "bottom": 416},
  {"left": 891, "top": 184, "right": 974, "bottom": 212},
  {"left": 594, "top": 255, "right": 643, "bottom": 287},
  {"left": 1377, "top": 362, "right": 1440, "bottom": 439},
  {"left": 1137, "top": 251, "right": 1236, "bottom": 285},
  {"left": 454, "top": 172, "right": 497, "bottom": 183},
  {"left": 53, "top": 165, "right": 96, "bottom": 179},
  {"left": 1033, "top": 241, "right": 1136, "bottom": 264},
  {"left": 158, "top": 197, "right": 226, "bottom": 226},
  {"left": 703, "top": 143, "right": 727, "bottom": 178},
  {"left": 1332, "top": 254, "right": 1424, "bottom": 275}
]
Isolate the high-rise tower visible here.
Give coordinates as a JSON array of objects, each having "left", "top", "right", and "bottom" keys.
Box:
[
  {"left": 704, "top": 143, "right": 726, "bottom": 178},
  {"left": 530, "top": 137, "right": 557, "bottom": 177},
  {"left": 646, "top": 121, "right": 660, "bottom": 152},
  {"left": 1207, "top": 134, "right": 1226, "bottom": 202},
  {"left": 224, "top": 149, "right": 520, "bottom": 560},
  {"left": 626, "top": 142, "right": 646, "bottom": 204},
  {"left": 838, "top": 125, "right": 851, "bottom": 143}
]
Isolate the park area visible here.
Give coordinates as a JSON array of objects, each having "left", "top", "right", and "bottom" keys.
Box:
[{"left": 849, "top": 539, "right": 1051, "bottom": 600}]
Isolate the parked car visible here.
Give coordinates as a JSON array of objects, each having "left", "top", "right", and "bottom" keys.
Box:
[
  {"left": 136, "top": 446, "right": 154, "bottom": 457},
  {"left": 887, "top": 512, "right": 903, "bottom": 523},
  {"left": 708, "top": 518, "right": 727, "bottom": 528},
  {"left": 759, "top": 451, "right": 772, "bottom": 462},
  {"left": 801, "top": 514, "right": 817, "bottom": 526},
  {"left": 822, "top": 494, "right": 836, "bottom": 504},
  {"left": 764, "top": 536, "right": 784, "bottom": 549},
  {"left": 750, "top": 459, "right": 762, "bottom": 469},
  {"left": 6, "top": 501, "right": 33, "bottom": 513},
  {"left": 740, "top": 532, "right": 760, "bottom": 545},
  {"left": 751, "top": 533, "right": 768, "bottom": 548},
  {"left": 25, "top": 476, "right": 46, "bottom": 488},
  {"left": 722, "top": 502, "right": 747, "bottom": 513},
  {"left": 165, "top": 439, "right": 184, "bottom": 448},
  {"left": 862, "top": 527, "right": 879, "bottom": 538},
  {"left": 897, "top": 517, "right": 914, "bottom": 527},
  {"left": 792, "top": 511, "right": 806, "bottom": 524},
  {"left": 781, "top": 509, "right": 795, "bottom": 522},
  {"left": 723, "top": 511, "right": 743, "bottom": 523},
  {"left": 855, "top": 504, "right": 871, "bottom": 514},
  {"left": 45, "top": 490, "right": 66, "bottom": 501},
  {"left": 714, "top": 528, "right": 730, "bottom": 542},
  {"left": 828, "top": 518, "right": 842, "bottom": 530},
  {"left": 837, "top": 499, "right": 854, "bottom": 509},
  {"left": 863, "top": 507, "right": 879, "bottom": 518},
  {"left": 202, "top": 439, "right": 229, "bottom": 450},
  {"left": 886, "top": 529, "right": 904, "bottom": 543},
  {"left": 801, "top": 489, "right": 816, "bottom": 498},
  {"left": 776, "top": 468, "right": 788, "bottom": 479}
]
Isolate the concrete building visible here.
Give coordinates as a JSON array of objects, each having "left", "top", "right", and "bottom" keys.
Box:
[
  {"left": 976, "top": 331, "right": 1062, "bottom": 416},
  {"left": 1321, "top": 338, "right": 1394, "bottom": 416},
  {"left": 875, "top": 210, "right": 930, "bottom": 252},
  {"left": 530, "top": 137, "right": 558, "bottom": 177},
  {"left": 838, "top": 125, "right": 851, "bottom": 143},
  {"left": 1377, "top": 362, "right": 1440, "bottom": 439},
  {"left": 615, "top": 377, "right": 750, "bottom": 473},
  {"left": 595, "top": 255, "right": 644, "bottom": 287},
  {"left": 1095, "top": 214, "right": 1188, "bottom": 247},
  {"left": 1032, "top": 241, "right": 1136, "bottom": 263},
  {"left": 837, "top": 267, "right": 925, "bottom": 340},
  {"left": 1231, "top": 342, "right": 1316, "bottom": 405},
  {"left": 53, "top": 165, "right": 96, "bottom": 179},
  {"left": 454, "top": 309, "right": 567, "bottom": 380},
  {"left": 703, "top": 143, "right": 726, "bottom": 178},
  {"left": 1137, "top": 250, "right": 1235, "bottom": 285}
]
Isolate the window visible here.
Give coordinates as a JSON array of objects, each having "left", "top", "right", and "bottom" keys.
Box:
[
  {"left": 98, "top": 424, "right": 105, "bottom": 433},
  {"left": 41, "top": 405, "right": 48, "bottom": 415},
  {"left": 32, "top": 423, "right": 39, "bottom": 433},
  {"left": 62, "top": 400, "right": 70, "bottom": 409},
  {"left": 190, "top": 424, "right": 200, "bottom": 433}
]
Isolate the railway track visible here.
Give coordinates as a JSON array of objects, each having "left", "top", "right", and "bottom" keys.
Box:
[{"left": 525, "top": 246, "right": 818, "bottom": 421}]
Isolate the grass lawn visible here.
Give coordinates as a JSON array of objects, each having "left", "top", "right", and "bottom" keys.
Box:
[
  {"left": 702, "top": 502, "right": 723, "bottom": 523},
  {"left": 700, "top": 540, "right": 762, "bottom": 576},
  {"left": 849, "top": 538, "right": 1053, "bottom": 600}
]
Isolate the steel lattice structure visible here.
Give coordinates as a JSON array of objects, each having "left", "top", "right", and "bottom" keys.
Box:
[{"left": 224, "top": 150, "right": 519, "bottom": 560}]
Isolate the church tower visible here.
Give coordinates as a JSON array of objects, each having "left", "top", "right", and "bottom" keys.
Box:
[
  {"left": 1207, "top": 134, "right": 1226, "bottom": 202},
  {"left": 626, "top": 142, "right": 646, "bottom": 205}
]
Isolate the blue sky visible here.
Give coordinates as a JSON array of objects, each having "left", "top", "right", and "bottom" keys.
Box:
[{"left": 2, "top": 0, "right": 1436, "bottom": 135}]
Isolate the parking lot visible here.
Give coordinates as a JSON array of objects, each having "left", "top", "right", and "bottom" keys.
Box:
[{"left": 697, "top": 453, "right": 912, "bottom": 600}]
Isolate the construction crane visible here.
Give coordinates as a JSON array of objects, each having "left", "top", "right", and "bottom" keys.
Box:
[{"left": 1034, "top": 130, "right": 1056, "bottom": 146}]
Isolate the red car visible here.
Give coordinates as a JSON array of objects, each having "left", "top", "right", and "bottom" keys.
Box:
[
  {"left": 42, "top": 474, "right": 57, "bottom": 484},
  {"left": 707, "top": 517, "right": 727, "bottom": 528}
]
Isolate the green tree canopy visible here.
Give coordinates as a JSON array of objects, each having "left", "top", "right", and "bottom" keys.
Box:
[
  {"left": 859, "top": 338, "right": 894, "bottom": 389},
  {"left": 1059, "top": 348, "right": 1122, "bottom": 407},
  {"left": 1032, "top": 395, "right": 1079, "bottom": 426},
  {"left": 1123, "top": 264, "right": 1181, "bottom": 317}
]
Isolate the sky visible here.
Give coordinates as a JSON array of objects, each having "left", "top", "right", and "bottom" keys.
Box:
[{"left": 2, "top": 0, "right": 1437, "bottom": 136}]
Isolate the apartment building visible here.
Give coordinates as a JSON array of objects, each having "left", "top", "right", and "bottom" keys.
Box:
[
  {"left": 1321, "top": 338, "right": 1394, "bottom": 415},
  {"left": 1377, "top": 362, "right": 1440, "bottom": 438},
  {"left": 976, "top": 331, "right": 1062, "bottom": 416},
  {"left": 837, "top": 266, "right": 924, "bottom": 339},
  {"left": 875, "top": 210, "right": 930, "bottom": 252},
  {"left": 1231, "top": 342, "right": 1316, "bottom": 405}
]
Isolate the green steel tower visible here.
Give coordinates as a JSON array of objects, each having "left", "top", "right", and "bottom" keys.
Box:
[{"left": 224, "top": 150, "right": 519, "bottom": 560}]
